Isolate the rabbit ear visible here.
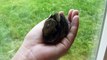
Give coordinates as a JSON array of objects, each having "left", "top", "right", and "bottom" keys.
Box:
[
  {"left": 55, "top": 13, "right": 60, "bottom": 22},
  {"left": 49, "top": 14, "right": 54, "bottom": 18},
  {"left": 48, "top": 13, "right": 61, "bottom": 22}
]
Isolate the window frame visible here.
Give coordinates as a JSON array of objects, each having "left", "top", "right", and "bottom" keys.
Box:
[{"left": 96, "top": 2, "right": 107, "bottom": 60}]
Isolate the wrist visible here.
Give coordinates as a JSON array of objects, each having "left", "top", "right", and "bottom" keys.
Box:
[{"left": 12, "top": 45, "right": 30, "bottom": 60}]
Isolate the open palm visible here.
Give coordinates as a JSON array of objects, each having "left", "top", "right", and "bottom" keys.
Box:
[{"left": 12, "top": 9, "right": 79, "bottom": 60}]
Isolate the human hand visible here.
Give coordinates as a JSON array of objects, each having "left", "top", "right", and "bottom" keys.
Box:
[{"left": 12, "top": 9, "right": 79, "bottom": 60}]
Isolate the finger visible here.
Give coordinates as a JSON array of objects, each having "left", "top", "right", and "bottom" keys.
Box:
[
  {"left": 67, "top": 15, "right": 79, "bottom": 45},
  {"left": 56, "top": 15, "right": 79, "bottom": 52},
  {"left": 72, "top": 10, "right": 79, "bottom": 18},
  {"left": 68, "top": 10, "right": 79, "bottom": 29},
  {"left": 68, "top": 9, "right": 74, "bottom": 22}
]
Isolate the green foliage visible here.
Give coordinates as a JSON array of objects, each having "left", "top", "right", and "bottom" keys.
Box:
[{"left": 0, "top": 0, "right": 105, "bottom": 60}]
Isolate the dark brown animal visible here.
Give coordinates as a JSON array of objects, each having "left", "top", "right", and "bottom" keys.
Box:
[{"left": 42, "top": 13, "right": 69, "bottom": 44}]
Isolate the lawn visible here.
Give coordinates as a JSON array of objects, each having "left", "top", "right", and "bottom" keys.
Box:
[{"left": 0, "top": 0, "right": 105, "bottom": 60}]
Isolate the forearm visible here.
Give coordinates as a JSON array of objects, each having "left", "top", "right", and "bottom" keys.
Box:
[{"left": 12, "top": 45, "right": 59, "bottom": 60}]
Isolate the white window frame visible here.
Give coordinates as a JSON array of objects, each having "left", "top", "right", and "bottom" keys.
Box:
[{"left": 96, "top": 2, "right": 107, "bottom": 60}]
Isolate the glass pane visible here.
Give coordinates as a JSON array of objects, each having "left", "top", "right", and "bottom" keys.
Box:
[{"left": 0, "top": 0, "right": 106, "bottom": 60}]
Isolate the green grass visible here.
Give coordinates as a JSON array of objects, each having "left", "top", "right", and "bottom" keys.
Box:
[{"left": 0, "top": 0, "right": 105, "bottom": 60}]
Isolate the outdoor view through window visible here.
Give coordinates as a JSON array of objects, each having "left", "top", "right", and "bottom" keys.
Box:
[{"left": 0, "top": 0, "right": 106, "bottom": 60}]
